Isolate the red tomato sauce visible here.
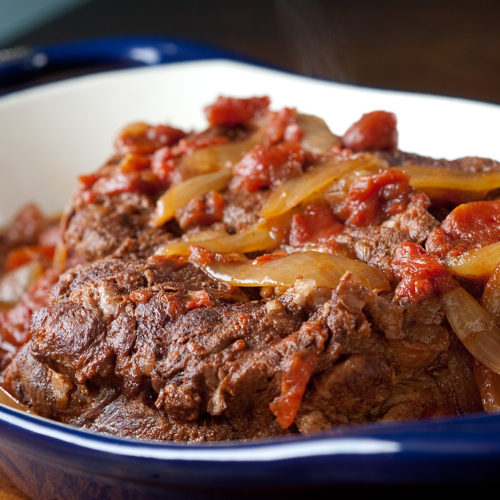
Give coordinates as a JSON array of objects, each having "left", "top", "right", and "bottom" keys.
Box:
[
  {"left": 269, "top": 352, "right": 319, "bottom": 429},
  {"left": 114, "top": 123, "right": 186, "bottom": 155},
  {"left": 231, "top": 142, "right": 305, "bottom": 192},
  {"left": 336, "top": 169, "right": 413, "bottom": 226},
  {"left": 176, "top": 191, "right": 225, "bottom": 230},
  {"left": 6, "top": 245, "right": 55, "bottom": 272},
  {"left": 392, "top": 242, "right": 456, "bottom": 303},
  {"left": 342, "top": 111, "right": 398, "bottom": 152},
  {"left": 426, "top": 200, "right": 500, "bottom": 258},
  {"left": 264, "top": 107, "right": 302, "bottom": 145},
  {"left": 204, "top": 96, "right": 270, "bottom": 127},
  {"left": 289, "top": 205, "right": 343, "bottom": 246},
  {"left": 0, "top": 269, "right": 59, "bottom": 370}
]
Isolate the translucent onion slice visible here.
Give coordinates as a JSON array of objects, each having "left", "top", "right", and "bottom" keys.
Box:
[
  {"left": 0, "top": 261, "right": 43, "bottom": 306},
  {"left": 202, "top": 251, "right": 390, "bottom": 291},
  {"left": 177, "top": 129, "right": 263, "bottom": 179},
  {"left": 296, "top": 114, "right": 341, "bottom": 153},
  {"left": 398, "top": 165, "right": 500, "bottom": 192},
  {"left": 155, "top": 225, "right": 279, "bottom": 257},
  {"left": 259, "top": 155, "right": 385, "bottom": 219},
  {"left": 445, "top": 241, "right": 500, "bottom": 280},
  {"left": 482, "top": 264, "right": 500, "bottom": 323},
  {"left": 153, "top": 168, "right": 232, "bottom": 226},
  {"left": 443, "top": 286, "right": 500, "bottom": 375},
  {"left": 473, "top": 361, "right": 500, "bottom": 413}
]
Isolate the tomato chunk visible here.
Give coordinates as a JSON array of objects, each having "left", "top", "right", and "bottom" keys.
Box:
[
  {"left": 151, "top": 146, "right": 176, "bottom": 183},
  {"left": 0, "top": 269, "right": 58, "bottom": 369},
  {"left": 343, "top": 111, "right": 398, "bottom": 151},
  {"left": 269, "top": 352, "right": 318, "bottom": 429},
  {"left": 173, "top": 132, "right": 228, "bottom": 156},
  {"left": 204, "top": 96, "right": 270, "bottom": 127},
  {"left": 186, "top": 290, "right": 212, "bottom": 310},
  {"left": 91, "top": 170, "right": 165, "bottom": 197},
  {"left": 427, "top": 200, "right": 500, "bottom": 258},
  {"left": 5, "top": 245, "right": 55, "bottom": 272},
  {"left": 115, "top": 122, "right": 186, "bottom": 155},
  {"left": 175, "top": 191, "right": 225, "bottom": 230},
  {"left": 336, "top": 169, "right": 412, "bottom": 226},
  {"left": 265, "top": 108, "right": 302, "bottom": 145},
  {"left": 290, "top": 205, "right": 343, "bottom": 246},
  {"left": 231, "top": 142, "right": 305, "bottom": 192},
  {"left": 392, "top": 242, "right": 456, "bottom": 303}
]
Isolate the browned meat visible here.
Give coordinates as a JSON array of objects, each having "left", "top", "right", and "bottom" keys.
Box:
[
  {"left": 61, "top": 189, "right": 173, "bottom": 268},
  {"left": 377, "top": 150, "right": 500, "bottom": 173},
  {"left": 3, "top": 259, "right": 480, "bottom": 442},
  {"left": 295, "top": 277, "right": 480, "bottom": 433}
]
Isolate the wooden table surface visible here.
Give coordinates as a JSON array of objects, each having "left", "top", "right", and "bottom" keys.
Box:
[
  {"left": 0, "top": 0, "right": 499, "bottom": 497},
  {"left": 0, "top": 472, "right": 29, "bottom": 500}
]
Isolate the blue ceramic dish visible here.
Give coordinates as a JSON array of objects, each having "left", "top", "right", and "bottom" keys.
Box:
[{"left": 1, "top": 38, "right": 500, "bottom": 498}]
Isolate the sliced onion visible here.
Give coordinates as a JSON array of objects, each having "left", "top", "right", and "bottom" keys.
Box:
[
  {"left": 477, "top": 266, "right": 500, "bottom": 412},
  {"left": 296, "top": 114, "right": 341, "bottom": 153},
  {"left": 482, "top": 264, "right": 500, "bottom": 323},
  {"left": 202, "top": 251, "right": 389, "bottom": 291},
  {"left": 445, "top": 241, "right": 500, "bottom": 280},
  {"left": 156, "top": 224, "right": 279, "bottom": 257},
  {"left": 473, "top": 361, "right": 500, "bottom": 413},
  {"left": 0, "top": 261, "right": 43, "bottom": 306},
  {"left": 398, "top": 165, "right": 500, "bottom": 191},
  {"left": 259, "top": 154, "right": 386, "bottom": 219},
  {"left": 177, "top": 129, "right": 263, "bottom": 179},
  {"left": 443, "top": 286, "right": 500, "bottom": 375},
  {"left": 153, "top": 169, "right": 232, "bottom": 226}
]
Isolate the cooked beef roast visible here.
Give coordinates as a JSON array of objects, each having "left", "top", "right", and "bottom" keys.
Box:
[{"left": 2, "top": 97, "right": 498, "bottom": 442}]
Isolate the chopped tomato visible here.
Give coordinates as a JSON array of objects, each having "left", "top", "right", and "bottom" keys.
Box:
[
  {"left": 173, "top": 133, "right": 229, "bottom": 156},
  {"left": 175, "top": 191, "right": 225, "bottom": 230},
  {"left": 188, "top": 245, "right": 218, "bottom": 266},
  {"left": 343, "top": 111, "right": 398, "bottom": 151},
  {"left": 253, "top": 250, "right": 287, "bottom": 264},
  {"left": 392, "top": 241, "right": 456, "bottom": 303},
  {"left": 151, "top": 146, "right": 176, "bottom": 183},
  {"left": 336, "top": 169, "right": 413, "bottom": 226},
  {"left": 78, "top": 172, "right": 101, "bottom": 189},
  {"left": 269, "top": 352, "right": 318, "bottom": 429},
  {"left": 115, "top": 122, "right": 186, "bottom": 155},
  {"left": 231, "top": 142, "right": 305, "bottom": 192},
  {"left": 427, "top": 200, "right": 500, "bottom": 258},
  {"left": 289, "top": 205, "right": 343, "bottom": 246},
  {"left": 204, "top": 96, "right": 270, "bottom": 127},
  {"left": 6, "top": 245, "right": 55, "bottom": 272},
  {"left": 186, "top": 290, "right": 212, "bottom": 309},
  {"left": 265, "top": 108, "right": 302, "bottom": 145},
  {"left": 0, "top": 269, "right": 59, "bottom": 369},
  {"left": 119, "top": 153, "right": 151, "bottom": 173},
  {"left": 91, "top": 170, "right": 165, "bottom": 196}
]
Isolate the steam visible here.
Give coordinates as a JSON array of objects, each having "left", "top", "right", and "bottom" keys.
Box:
[{"left": 274, "top": 0, "right": 351, "bottom": 83}]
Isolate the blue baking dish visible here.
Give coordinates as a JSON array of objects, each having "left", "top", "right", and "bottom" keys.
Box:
[{"left": 1, "top": 37, "right": 500, "bottom": 498}]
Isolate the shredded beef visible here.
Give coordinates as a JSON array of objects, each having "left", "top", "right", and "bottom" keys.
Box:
[{"left": 3, "top": 261, "right": 481, "bottom": 441}]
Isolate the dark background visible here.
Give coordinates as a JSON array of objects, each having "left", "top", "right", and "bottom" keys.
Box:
[{"left": 3, "top": 0, "right": 500, "bottom": 103}]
